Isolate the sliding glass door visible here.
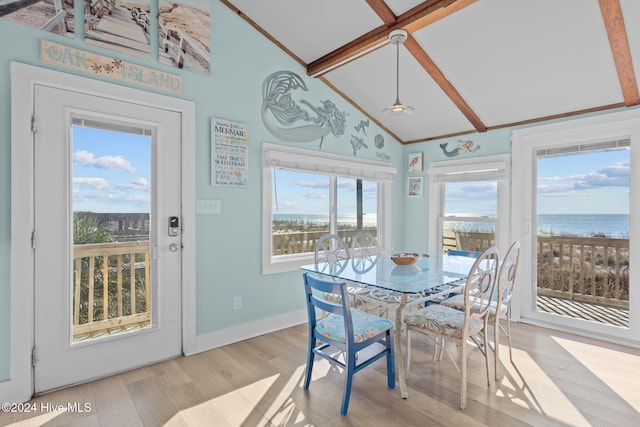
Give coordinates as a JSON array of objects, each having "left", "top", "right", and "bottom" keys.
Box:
[{"left": 512, "top": 111, "right": 640, "bottom": 346}]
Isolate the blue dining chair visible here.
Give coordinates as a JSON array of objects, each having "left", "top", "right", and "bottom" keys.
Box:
[
  {"left": 448, "top": 248, "right": 482, "bottom": 258},
  {"left": 302, "top": 272, "right": 395, "bottom": 415}
]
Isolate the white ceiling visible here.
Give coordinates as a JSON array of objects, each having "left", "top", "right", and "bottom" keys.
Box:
[{"left": 224, "top": 0, "right": 640, "bottom": 144}]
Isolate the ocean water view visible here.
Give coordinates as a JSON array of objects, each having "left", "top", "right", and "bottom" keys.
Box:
[
  {"left": 274, "top": 213, "right": 630, "bottom": 238},
  {"left": 273, "top": 213, "right": 377, "bottom": 228},
  {"left": 445, "top": 214, "right": 629, "bottom": 237},
  {"left": 537, "top": 214, "right": 629, "bottom": 238}
]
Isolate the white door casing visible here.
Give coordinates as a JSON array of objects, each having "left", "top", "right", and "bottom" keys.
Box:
[{"left": 5, "top": 62, "right": 195, "bottom": 403}]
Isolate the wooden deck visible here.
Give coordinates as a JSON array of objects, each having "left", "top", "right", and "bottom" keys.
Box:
[{"left": 537, "top": 294, "right": 629, "bottom": 327}]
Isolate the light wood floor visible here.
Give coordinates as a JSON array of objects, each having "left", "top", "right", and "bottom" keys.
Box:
[{"left": 2, "top": 322, "right": 639, "bottom": 426}]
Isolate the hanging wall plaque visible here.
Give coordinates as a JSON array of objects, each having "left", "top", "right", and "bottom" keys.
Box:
[{"left": 211, "top": 118, "right": 248, "bottom": 188}]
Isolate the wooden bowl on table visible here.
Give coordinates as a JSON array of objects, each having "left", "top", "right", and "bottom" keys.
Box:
[{"left": 390, "top": 253, "right": 423, "bottom": 265}]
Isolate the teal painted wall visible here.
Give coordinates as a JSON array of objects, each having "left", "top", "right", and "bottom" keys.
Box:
[{"left": 0, "top": 1, "right": 405, "bottom": 381}]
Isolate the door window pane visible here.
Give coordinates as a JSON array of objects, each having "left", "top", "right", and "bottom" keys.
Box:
[
  {"left": 535, "top": 147, "right": 630, "bottom": 327},
  {"left": 72, "top": 124, "right": 152, "bottom": 342}
]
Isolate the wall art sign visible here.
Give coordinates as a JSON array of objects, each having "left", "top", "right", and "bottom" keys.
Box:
[
  {"left": 85, "top": 0, "right": 151, "bottom": 59},
  {"left": 408, "top": 177, "right": 423, "bottom": 197},
  {"left": 211, "top": 118, "right": 248, "bottom": 188},
  {"left": 159, "top": 0, "right": 211, "bottom": 75},
  {"left": 261, "top": 71, "right": 348, "bottom": 149},
  {"left": 408, "top": 152, "right": 423, "bottom": 172},
  {"left": 1, "top": 0, "right": 74, "bottom": 38},
  {"left": 40, "top": 39, "right": 183, "bottom": 94},
  {"left": 440, "top": 139, "right": 481, "bottom": 157}
]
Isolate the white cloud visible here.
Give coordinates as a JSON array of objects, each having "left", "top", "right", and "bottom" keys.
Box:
[
  {"left": 115, "top": 177, "right": 149, "bottom": 191},
  {"left": 73, "top": 177, "right": 109, "bottom": 190},
  {"left": 295, "top": 180, "right": 329, "bottom": 189},
  {"left": 538, "top": 160, "right": 630, "bottom": 194},
  {"left": 300, "top": 190, "right": 327, "bottom": 199},
  {"left": 73, "top": 150, "right": 136, "bottom": 173}
]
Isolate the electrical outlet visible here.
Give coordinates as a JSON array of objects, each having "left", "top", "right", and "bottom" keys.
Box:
[{"left": 232, "top": 296, "right": 242, "bottom": 310}]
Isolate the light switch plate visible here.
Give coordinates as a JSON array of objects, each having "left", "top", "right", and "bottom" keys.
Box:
[{"left": 196, "top": 199, "right": 221, "bottom": 214}]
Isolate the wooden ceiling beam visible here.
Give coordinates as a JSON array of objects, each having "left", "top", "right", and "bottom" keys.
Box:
[
  {"left": 404, "top": 35, "right": 486, "bottom": 133},
  {"left": 307, "top": 0, "right": 477, "bottom": 77},
  {"left": 365, "top": 0, "right": 397, "bottom": 26},
  {"left": 599, "top": 0, "right": 640, "bottom": 106}
]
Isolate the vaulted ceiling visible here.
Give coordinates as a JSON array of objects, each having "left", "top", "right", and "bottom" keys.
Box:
[{"left": 222, "top": 0, "right": 640, "bottom": 144}]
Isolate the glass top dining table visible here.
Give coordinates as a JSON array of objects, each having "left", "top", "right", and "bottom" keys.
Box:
[
  {"left": 301, "top": 253, "right": 474, "bottom": 294},
  {"left": 301, "top": 253, "right": 477, "bottom": 399}
]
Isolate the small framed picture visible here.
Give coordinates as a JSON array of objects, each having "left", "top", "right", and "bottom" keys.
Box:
[
  {"left": 408, "top": 152, "right": 423, "bottom": 173},
  {"left": 408, "top": 177, "right": 423, "bottom": 197}
]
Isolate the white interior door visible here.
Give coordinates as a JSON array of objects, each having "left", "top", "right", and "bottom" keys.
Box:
[{"left": 33, "top": 85, "right": 183, "bottom": 393}]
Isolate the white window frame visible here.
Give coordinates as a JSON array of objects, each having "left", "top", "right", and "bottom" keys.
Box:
[
  {"left": 428, "top": 154, "right": 511, "bottom": 256},
  {"left": 262, "top": 143, "right": 396, "bottom": 274}
]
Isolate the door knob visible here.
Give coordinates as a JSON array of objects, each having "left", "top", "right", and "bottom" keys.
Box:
[{"left": 169, "top": 243, "right": 179, "bottom": 252}]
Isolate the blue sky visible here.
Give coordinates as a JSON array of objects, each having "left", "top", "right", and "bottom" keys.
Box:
[
  {"left": 536, "top": 149, "right": 630, "bottom": 214},
  {"left": 72, "top": 126, "right": 151, "bottom": 213},
  {"left": 444, "top": 148, "right": 630, "bottom": 216},
  {"left": 272, "top": 169, "right": 377, "bottom": 215},
  {"left": 74, "top": 127, "right": 629, "bottom": 217},
  {"left": 273, "top": 148, "right": 630, "bottom": 217}
]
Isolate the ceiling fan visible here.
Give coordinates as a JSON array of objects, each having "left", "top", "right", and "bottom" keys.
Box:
[{"left": 383, "top": 29, "right": 414, "bottom": 115}]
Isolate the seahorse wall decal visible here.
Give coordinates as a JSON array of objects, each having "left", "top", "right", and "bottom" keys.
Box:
[
  {"left": 261, "top": 71, "right": 348, "bottom": 149},
  {"left": 440, "top": 139, "right": 481, "bottom": 157}
]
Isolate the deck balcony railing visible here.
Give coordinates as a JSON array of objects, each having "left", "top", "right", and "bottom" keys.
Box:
[
  {"left": 444, "top": 230, "right": 629, "bottom": 310},
  {"left": 74, "top": 230, "right": 628, "bottom": 338},
  {"left": 73, "top": 241, "right": 151, "bottom": 340},
  {"left": 536, "top": 235, "right": 629, "bottom": 309},
  {"left": 272, "top": 228, "right": 377, "bottom": 255}
]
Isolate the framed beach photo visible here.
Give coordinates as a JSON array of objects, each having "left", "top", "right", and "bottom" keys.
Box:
[
  {"left": 408, "top": 177, "right": 423, "bottom": 197},
  {"left": 408, "top": 152, "right": 423, "bottom": 172}
]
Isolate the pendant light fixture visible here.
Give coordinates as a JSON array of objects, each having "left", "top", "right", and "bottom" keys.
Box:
[{"left": 383, "top": 29, "right": 414, "bottom": 115}]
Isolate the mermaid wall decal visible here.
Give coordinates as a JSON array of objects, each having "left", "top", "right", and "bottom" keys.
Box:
[
  {"left": 261, "top": 71, "right": 348, "bottom": 149},
  {"left": 440, "top": 139, "right": 481, "bottom": 157}
]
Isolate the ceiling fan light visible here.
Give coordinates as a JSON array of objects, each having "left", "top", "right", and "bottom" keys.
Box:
[{"left": 384, "top": 100, "right": 414, "bottom": 115}]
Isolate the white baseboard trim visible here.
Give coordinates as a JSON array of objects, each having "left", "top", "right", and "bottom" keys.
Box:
[
  {"left": 0, "top": 376, "right": 32, "bottom": 404},
  {"left": 191, "top": 310, "right": 307, "bottom": 355}
]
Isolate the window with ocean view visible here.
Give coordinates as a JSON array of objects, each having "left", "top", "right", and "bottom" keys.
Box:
[
  {"left": 262, "top": 143, "right": 395, "bottom": 274},
  {"left": 270, "top": 170, "right": 378, "bottom": 256},
  {"left": 442, "top": 180, "right": 496, "bottom": 253},
  {"left": 427, "top": 154, "right": 510, "bottom": 257}
]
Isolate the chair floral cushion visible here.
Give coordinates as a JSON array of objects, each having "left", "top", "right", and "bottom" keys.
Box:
[
  {"left": 316, "top": 309, "right": 394, "bottom": 344},
  {"left": 441, "top": 294, "right": 505, "bottom": 317},
  {"left": 404, "top": 304, "right": 483, "bottom": 339}
]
